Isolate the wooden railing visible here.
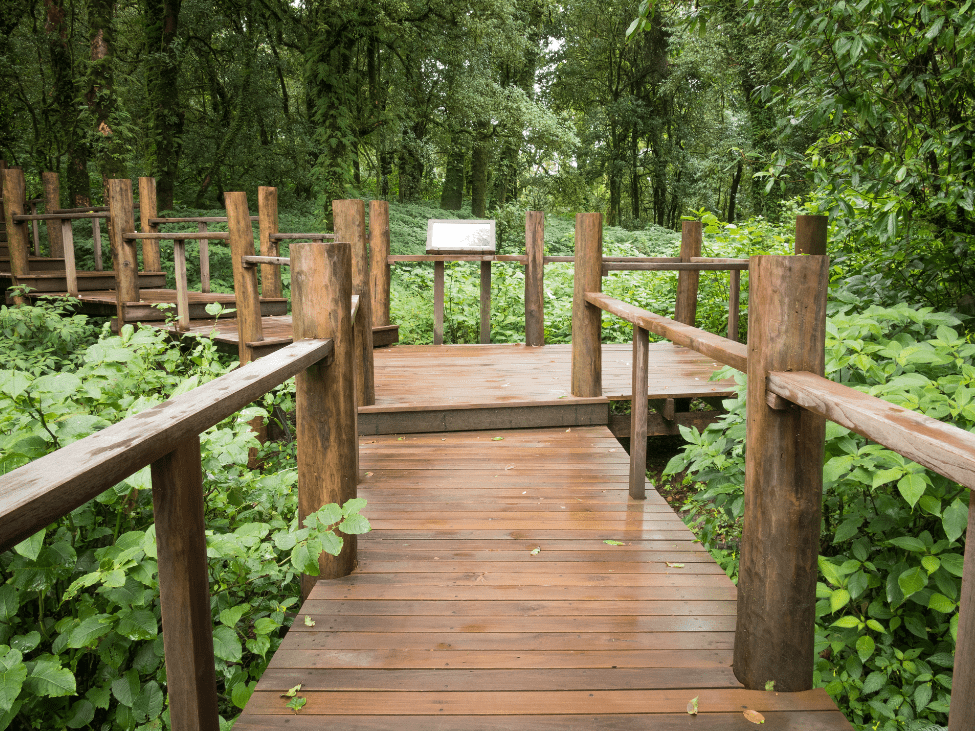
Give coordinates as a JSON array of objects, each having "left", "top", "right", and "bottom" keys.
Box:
[
  {"left": 571, "top": 213, "right": 973, "bottom": 730},
  {"left": 0, "top": 214, "right": 360, "bottom": 731}
]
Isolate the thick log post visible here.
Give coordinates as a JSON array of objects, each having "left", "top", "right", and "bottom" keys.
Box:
[
  {"left": 41, "top": 172, "right": 64, "bottom": 257},
  {"left": 2, "top": 168, "right": 30, "bottom": 303},
  {"left": 949, "top": 503, "right": 975, "bottom": 731},
  {"left": 28, "top": 201, "right": 40, "bottom": 256},
  {"left": 292, "top": 241, "right": 358, "bottom": 595},
  {"left": 795, "top": 215, "right": 828, "bottom": 256},
  {"left": 138, "top": 177, "right": 162, "bottom": 272},
  {"left": 226, "top": 192, "right": 264, "bottom": 365},
  {"left": 258, "top": 186, "right": 282, "bottom": 299},
  {"left": 628, "top": 326, "right": 649, "bottom": 500},
  {"left": 369, "top": 200, "right": 391, "bottom": 327},
  {"left": 106, "top": 179, "right": 141, "bottom": 324},
  {"left": 333, "top": 199, "right": 375, "bottom": 406},
  {"left": 675, "top": 220, "right": 702, "bottom": 326},
  {"left": 150, "top": 436, "right": 220, "bottom": 731},
  {"left": 525, "top": 211, "right": 545, "bottom": 346},
  {"left": 728, "top": 269, "right": 741, "bottom": 342},
  {"left": 571, "top": 213, "right": 602, "bottom": 397},
  {"left": 197, "top": 222, "right": 210, "bottom": 292},
  {"left": 734, "top": 253, "right": 829, "bottom": 691},
  {"left": 60, "top": 220, "right": 79, "bottom": 297},
  {"left": 92, "top": 219, "right": 104, "bottom": 271}
]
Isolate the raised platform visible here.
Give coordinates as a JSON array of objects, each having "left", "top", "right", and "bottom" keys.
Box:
[
  {"left": 359, "top": 343, "right": 736, "bottom": 435},
  {"left": 234, "top": 426, "right": 852, "bottom": 730}
]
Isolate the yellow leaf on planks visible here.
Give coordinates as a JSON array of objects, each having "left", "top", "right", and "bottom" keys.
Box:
[{"left": 743, "top": 709, "right": 765, "bottom": 724}]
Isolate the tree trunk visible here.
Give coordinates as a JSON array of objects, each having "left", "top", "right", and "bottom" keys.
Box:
[
  {"left": 87, "top": 0, "right": 127, "bottom": 184},
  {"left": 471, "top": 128, "right": 489, "bottom": 218},
  {"left": 145, "top": 0, "right": 183, "bottom": 210},
  {"left": 440, "top": 130, "right": 466, "bottom": 210},
  {"left": 728, "top": 159, "right": 743, "bottom": 224}
]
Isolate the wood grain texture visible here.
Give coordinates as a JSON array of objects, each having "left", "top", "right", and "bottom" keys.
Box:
[
  {"left": 41, "top": 172, "right": 63, "bottom": 257},
  {"left": 434, "top": 260, "right": 445, "bottom": 345},
  {"left": 767, "top": 371, "right": 975, "bottom": 491},
  {"left": 234, "top": 425, "right": 849, "bottom": 729},
  {"left": 3, "top": 168, "right": 31, "bottom": 299},
  {"left": 585, "top": 293, "right": 747, "bottom": 372},
  {"left": 369, "top": 200, "right": 391, "bottom": 327},
  {"left": 59, "top": 220, "right": 78, "bottom": 297},
  {"left": 197, "top": 222, "right": 210, "bottom": 292},
  {"left": 92, "top": 217, "right": 103, "bottom": 270},
  {"left": 675, "top": 221, "right": 702, "bottom": 326},
  {"left": 150, "top": 437, "right": 220, "bottom": 731},
  {"left": 571, "top": 213, "right": 602, "bottom": 397},
  {"left": 795, "top": 215, "right": 828, "bottom": 256},
  {"left": 226, "top": 192, "right": 263, "bottom": 364},
  {"left": 138, "top": 177, "right": 162, "bottom": 272},
  {"left": 106, "top": 179, "right": 140, "bottom": 318},
  {"left": 629, "top": 327, "right": 649, "bottom": 499},
  {"left": 334, "top": 199, "right": 375, "bottom": 405},
  {"left": 735, "top": 255, "right": 829, "bottom": 692},
  {"left": 949, "top": 502, "right": 975, "bottom": 731},
  {"left": 728, "top": 269, "right": 740, "bottom": 341},
  {"left": 0, "top": 338, "right": 332, "bottom": 553},
  {"left": 258, "top": 186, "right": 282, "bottom": 298},
  {"left": 525, "top": 210, "right": 545, "bottom": 345},
  {"left": 292, "top": 242, "right": 358, "bottom": 588},
  {"left": 480, "top": 259, "right": 491, "bottom": 343},
  {"left": 173, "top": 240, "right": 190, "bottom": 330}
]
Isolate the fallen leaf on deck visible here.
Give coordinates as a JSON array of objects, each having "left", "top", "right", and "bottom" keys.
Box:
[
  {"left": 365, "top": 472, "right": 373, "bottom": 477},
  {"left": 604, "top": 540, "right": 625, "bottom": 546},
  {"left": 764, "top": 681, "right": 775, "bottom": 691},
  {"left": 743, "top": 710, "right": 765, "bottom": 724},
  {"left": 666, "top": 562, "right": 685, "bottom": 568},
  {"left": 531, "top": 547, "right": 541, "bottom": 555},
  {"left": 281, "top": 685, "right": 302, "bottom": 698},
  {"left": 397, "top": 437, "right": 404, "bottom": 441},
  {"left": 304, "top": 615, "right": 315, "bottom": 626},
  {"left": 492, "top": 437, "right": 504, "bottom": 441},
  {"left": 286, "top": 696, "right": 307, "bottom": 714},
  {"left": 687, "top": 696, "right": 698, "bottom": 715},
  {"left": 505, "top": 465, "right": 515, "bottom": 470}
]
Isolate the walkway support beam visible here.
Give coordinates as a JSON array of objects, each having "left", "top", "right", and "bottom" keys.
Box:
[
  {"left": 734, "top": 253, "right": 829, "bottom": 691},
  {"left": 571, "top": 212, "right": 602, "bottom": 397},
  {"left": 369, "top": 200, "right": 391, "bottom": 327},
  {"left": 675, "top": 221, "right": 702, "bottom": 326},
  {"left": 525, "top": 211, "right": 545, "bottom": 346},
  {"left": 334, "top": 199, "right": 375, "bottom": 406}
]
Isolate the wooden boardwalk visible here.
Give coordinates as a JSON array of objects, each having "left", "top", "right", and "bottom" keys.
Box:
[{"left": 235, "top": 426, "right": 852, "bottom": 729}]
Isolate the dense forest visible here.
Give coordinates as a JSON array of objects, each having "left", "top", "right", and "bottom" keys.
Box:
[{"left": 2, "top": 0, "right": 975, "bottom": 729}]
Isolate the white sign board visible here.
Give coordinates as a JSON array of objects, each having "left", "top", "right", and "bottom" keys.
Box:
[{"left": 426, "top": 219, "right": 496, "bottom": 254}]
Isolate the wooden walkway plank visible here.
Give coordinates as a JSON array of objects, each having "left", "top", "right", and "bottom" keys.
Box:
[{"left": 236, "top": 426, "right": 851, "bottom": 730}]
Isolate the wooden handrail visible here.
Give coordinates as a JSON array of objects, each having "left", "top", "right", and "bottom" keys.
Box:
[
  {"left": 243, "top": 255, "right": 291, "bottom": 267},
  {"left": 269, "top": 232, "right": 334, "bottom": 240},
  {"left": 123, "top": 231, "right": 228, "bottom": 240},
  {"left": 388, "top": 254, "right": 528, "bottom": 263},
  {"left": 584, "top": 292, "right": 747, "bottom": 372},
  {"left": 602, "top": 261, "right": 749, "bottom": 273},
  {"left": 13, "top": 211, "right": 107, "bottom": 221},
  {"left": 767, "top": 370, "right": 975, "bottom": 491},
  {"left": 0, "top": 337, "right": 334, "bottom": 553},
  {"left": 148, "top": 216, "right": 259, "bottom": 223}
]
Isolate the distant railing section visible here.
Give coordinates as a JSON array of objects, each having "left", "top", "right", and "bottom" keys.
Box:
[
  {"left": 0, "top": 207, "right": 361, "bottom": 730},
  {"left": 571, "top": 214, "right": 973, "bottom": 731}
]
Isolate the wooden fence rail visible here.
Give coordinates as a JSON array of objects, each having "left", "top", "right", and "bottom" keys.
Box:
[
  {"left": 571, "top": 213, "right": 972, "bottom": 731},
  {"left": 0, "top": 210, "right": 360, "bottom": 731}
]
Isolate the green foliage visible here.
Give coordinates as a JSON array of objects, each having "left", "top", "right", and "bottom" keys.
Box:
[
  {"left": 664, "top": 300, "right": 970, "bottom": 730},
  {"left": 0, "top": 295, "right": 97, "bottom": 375},
  {"left": 0, "top": 301, "right": 369, "bottom": 729}
]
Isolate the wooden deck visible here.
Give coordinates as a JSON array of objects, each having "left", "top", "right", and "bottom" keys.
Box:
[{"left": 235, "top": 426, "right": 852, "bottom": 730}]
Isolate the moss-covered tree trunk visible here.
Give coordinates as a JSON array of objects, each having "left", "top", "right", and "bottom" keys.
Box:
[
  {"left": 145, "top": 0, "right": 183, "bottom": 210},
  {"left": 471, "top": 125, "right": 490, "bottom": 218},
  {"left": 440, "top": 130, "right": 466, "bottom": 210},
  {"left": 87, "top": 0, "right": 127, "bottom": 188}
]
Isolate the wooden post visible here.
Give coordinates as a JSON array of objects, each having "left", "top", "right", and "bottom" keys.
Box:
[
  {"left": 333, "top": 199, "right": 375, "bottom": 406},
  {"left": 292, "top": 241, "right": 358, "bottom": 595},
  {"left": 433, "top": 261, "right": 445, "bottom": 345},
  {"left": 60, "top": 220, "right": 78, "bottom": 297},
  {"left": 198, "top": 222, "right": 210, "bottom": 293},
  {"left": 628, "top": 326, "right": 649, "bottom": 499},
  {"left": 173, "top": 240, "right": 190, "bottom": 330},
  {"left": 525, "top": 211, "right": 545, "bottom": 346},
  {"left": 734, "top": 253, "right": 829, "bottom": 692},
  {"left": 28, "top": 201, "right": 40, "bottom": 256},
  {"left": 2, "top": 168, "right": 30, "bottom": 303},
  {"left": 106, "top": 179, "right": 141, "bottom": 325},
  {"left": 949, "top": 503, "right": 975, "bottom": 731},
  {"left": 139, "top": 177, "right": 162, "bottom": 272},
  {"left": 369, "top": 200, "right": 391, "bottom": 327},
  {"left": 675, "top": 220, "right": 702, "bottom": 326},
  {"left": 571, "top": 212, "right": 602, "bottom": 397},
  {"left": 150, "top": 436, "right": 220, "bottom": 731},
  {"left": 92, "top": 219, "right": 103, "bottom": 271},
  {"left": 479, "top": 260, "right": 491, "bottom": 344},
  {"left": 42, "top": 172, "right": 64, "bottom": 258},
  {"left": 728, "top": 269, "right": 740, "bottom": 342},
  {"left": 226, "top": 192, "right": 264, "bottom": 365},
  {"left": 258, "top": 186, "right": 282, "bottom": 299},
  {"left": 795, "top": 215, "right": 828, "bottom": 256}
]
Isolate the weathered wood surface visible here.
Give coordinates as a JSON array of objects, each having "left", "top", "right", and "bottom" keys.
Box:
[
  {"left": 950, "top": 502, "right": 975, "bottom": 731},
  {"left": 674, "top": 221, "right": 702, "bottom": 326},
  {"left": 139, "top": 177, "right": 162, "bottom": 272},
  {"left": 525, "top": 210, "right": 545, "bottom": 346},
  {"left": 571, "top": 213, "right": 603, "bottom": 397},
  {"left": 629, "top": 327, "right": 649, "bottom": 499},
  {"left": 106, "top": 179, "right": 141, "bottom": 322},
  {"left": 767, "top": 370, "right": 975, "bottom": 491},
  {"left": 334, "top": 200, "right": 375, "bottom": 405},
  {"left": 0, "top": 338, "right": 333, "bottom": 553},
  {"left": 258, "top": 186, "right": 282, "bottom": 299},
  {"left": 369, "top": 200, "right": 391, "bottom": 327},
  {"left": 735, "top": 255, "right": 829, "bottom": 692},
  {"left": 2, "top": 168, "right": 30, "bottom": 300},
  {"left": 585, "top": 293, "right": 747, "bottom": 373},
  {"left": 41, "top": 172, "right": 64, "bottom": 258},
  {"left": 235, "top": 426, "right": 851, "bottom": 730},
  {"left": 227, "top": 192, "right": 265, "bottom": 364}
]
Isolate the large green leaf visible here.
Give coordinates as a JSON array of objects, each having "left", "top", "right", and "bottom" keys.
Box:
[
  {"left": 897, "top": 473, "right": 927, "bottom": 508},
  {"left": 26, "top": 657, "right": 75, "bottom": 697},
  {"left": 13, "top": 529, "right": 46, "bottom": 562},
  {"left": 0, "top": 648, "right": 26, "bottom": 713},
  {"left": 212, "top": 626, "right": 242, "bottom": 663},
  {"left": 942, "top": 498, "right": 968, "bottom": 543},
  {"left": 898, "top": 566, "right": 928, "bottom": 598},
  {"left": 67, "top": 615, "right": 113, "bottom": 648}
]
